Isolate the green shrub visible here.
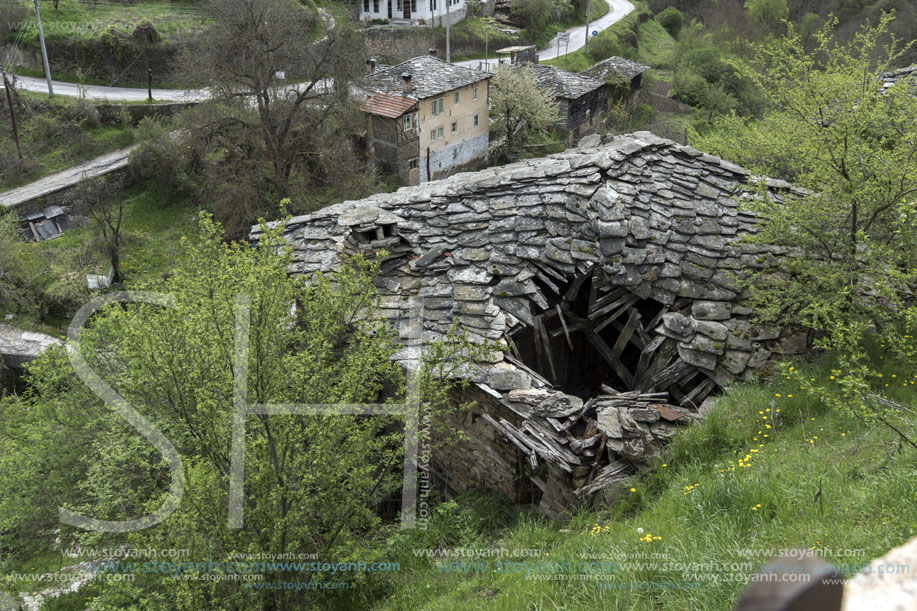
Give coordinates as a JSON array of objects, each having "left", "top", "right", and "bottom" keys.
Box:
[
  {"left": 587, "top": 33, "right": 622, "bottom": 62},
  {"left": 656, "top": 6, "right": 683, "bottom": 39},
  {"left": 128, "top": 117, "right": 190, "bottom": 194},
  {"left": 672, "top": 67, "right": 709, "bottom": 107}
]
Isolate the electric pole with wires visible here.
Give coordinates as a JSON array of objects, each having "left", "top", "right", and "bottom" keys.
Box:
[{"left": 32, "top": 0, "right": 54, "bottom": 96}]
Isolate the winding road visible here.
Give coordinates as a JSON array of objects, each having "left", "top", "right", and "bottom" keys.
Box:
[
  {"left": 538, "top": 0, "right": 635, "bottom": 62},
  {"left": 454, "top": 0, "right": 635, "bottom": 70}
]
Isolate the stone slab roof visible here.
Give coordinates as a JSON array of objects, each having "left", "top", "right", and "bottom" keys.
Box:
[
  {"left": 516, "top": 63, "right": 606, "bottom": 101},
  {"left": 251, "top": 131, "right": 802, "bottom": 394},
  {"left": 881, "top": 65, "right": 917, "bottom": 93},
  {"left": 358, "top": 55, "right": 491, "bottom": 101},
  {"left": 361, "top": 92, "right": 418, "bottom": 119},
  {"left": 0, "top": 324, "right": 62, "bottom": 370},
  {"left": 582, "top": 56, "right": 650, "bottom": 83}
]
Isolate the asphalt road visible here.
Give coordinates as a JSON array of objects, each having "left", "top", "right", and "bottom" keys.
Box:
[
  {"left": 3, "top": 76, "right": 207, "bottom": 102},
  {"left": 455, "top": 0, "right": 635, "bottom": 71}
]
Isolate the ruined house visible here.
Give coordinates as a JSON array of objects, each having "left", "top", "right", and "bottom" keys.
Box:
[
  {"left": 250, "top": 131, "right": 805, "bottom": 517},
  {"left": 581, "top": 56, "right": 650, "bottom": 99},
  {"left": 359, "top": 55, "right": 491, "bottom": 184}
]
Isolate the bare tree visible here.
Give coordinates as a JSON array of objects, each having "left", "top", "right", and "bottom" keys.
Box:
[
  {"left": 75, "top": 178, "right": 124, "bottom": 284},
  {"left": 182, "top": 0, "right": 366, "bottom": 201}
]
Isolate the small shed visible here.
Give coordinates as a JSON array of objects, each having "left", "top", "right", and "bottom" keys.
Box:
[
  {"left": 495, "top": 45, "right": 537, "bottom": 65},
  {"left": 21, "top": 206, "right": 70, "bottom": 242}
]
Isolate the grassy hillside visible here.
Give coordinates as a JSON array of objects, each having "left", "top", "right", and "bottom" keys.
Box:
[{"left": 365, "top": 353, "right": 917, "bottom": 610}]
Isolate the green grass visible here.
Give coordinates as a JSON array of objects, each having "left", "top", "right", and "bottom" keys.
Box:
[
  {"left": 8, "top": 0, "right": 211, "bottom": 44},
  {"left": 372, "top": 356, "right": 917, "bottom": 610},
  {"left": 39, "top": 180, "right": 198, "bottom": 286},
  {"left": 636, "top": 18, "right": 677, "bottom": 68},
  {"left": 1, "top": 181, "right": 199, "bottom": 332}
]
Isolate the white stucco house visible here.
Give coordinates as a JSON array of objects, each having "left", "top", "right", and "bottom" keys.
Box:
[{"left": 360, "top": 0, "right": 467, "bottom": 27}]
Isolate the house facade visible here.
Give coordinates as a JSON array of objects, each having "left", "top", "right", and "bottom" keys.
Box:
[
  {"left": 360, "top": 0, "right": 467, "bottom": 27},
  {"left": 359, "top": 55, "right": 491, "bottom": 185}
]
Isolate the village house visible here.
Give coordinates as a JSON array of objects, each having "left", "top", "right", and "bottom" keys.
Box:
[
  {"left": 358, "top": 54, "right": 491, "bottom": 185},
  {"left": 517, "top": 63, "right": 608, "bottom": 146},
  {"left": 359, "top": 0, "right": 467, "bottom": 27}
]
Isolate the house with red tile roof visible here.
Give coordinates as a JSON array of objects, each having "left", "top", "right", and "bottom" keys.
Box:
[{"left": 358, "top": 54, "right": 492, "bottom": 185}]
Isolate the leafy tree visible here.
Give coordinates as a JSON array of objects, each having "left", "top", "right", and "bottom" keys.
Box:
[
  {"left": 656, "top": 6, "right": 684, "bottom": 39},
  {"left": 694, "top": 14, "right": 917, "bottom": 446},
  {"left": 0, "top": 211, "right": 38, "bottom": 314},
  {"left": 489, "top": 65, "right": 561, "bottom": 164},
  {"left": 0, "top": 214, "right": 486, "bottom": 608},
  {"left": 509, "top": 0, "right": 552, "bottom": 38}
]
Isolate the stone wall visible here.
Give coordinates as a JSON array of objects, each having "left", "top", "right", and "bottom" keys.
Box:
[{"left": 419, "top": 132, "right": 488, "bottom": 182}]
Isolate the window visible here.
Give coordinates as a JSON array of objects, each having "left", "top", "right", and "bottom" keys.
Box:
[
  {"left": 431, "top": 97, "right": 444, "bottom": 116},
  {"left": 472, "top": 86, "right": 478, "bottom": 101},
  {"left": 451, "top": 121, "right": 457, "bottom": 133},
  {"left": 402, "top": 113, "right": 414, "bottom": 132},
  {"left": 431, "top": 127, "right": 444, "bottom": 141},
  {"left": 364, "top": 0, "right": 369, "bottom": 11},
  {"left": 473, "top": 114, "right": 479, "bottom": 127},
  {"left": 454, "top": 92, "right": 460, "bottom": 104},
  {"left": 409, "top": 159, "right": 418, "bottom": 170},
  {"left": 373, "top": 0, "right": 379, "bottom": 12}
]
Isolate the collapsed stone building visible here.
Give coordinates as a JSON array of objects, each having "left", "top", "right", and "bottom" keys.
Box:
[{"left": 250, "top": 131, "right": 806, "bottom": 517}]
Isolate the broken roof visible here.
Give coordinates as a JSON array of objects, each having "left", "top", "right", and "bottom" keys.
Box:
[
  {"left": 358, "top": 55, "right": 492, "bottom": 100},
  {"left": 361, "top": 92, "right": 418, "bottom": 119},
  {"left": 251, "top": 131, "right": 801, "bottom": 395},
  {"left": 515, "top": 63, "right": 606, "bottom": 100},
  {"left": 582, "top": 56, "right": 650, "bottom": 83}
]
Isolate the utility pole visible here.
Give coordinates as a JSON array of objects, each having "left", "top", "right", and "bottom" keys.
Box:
[
  {"left": 584, "top": 0, "right": 591, "bottom": 55},
  {"left": 32, "top": 0, "right": 54, "bottom": 96},
  {"left": 1, "top": 69, "right": 22, "bottom": 161},
  {"left": 445, "top": 0, "right": 451, "bottom": 63}
]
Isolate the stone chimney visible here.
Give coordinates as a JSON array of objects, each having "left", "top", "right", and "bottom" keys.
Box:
[
  {"left": 401, "top": 72, "right": 413, "bottom": 94},
  {"left": 428, "top": 48, "right": 437, "bottom": 57}
]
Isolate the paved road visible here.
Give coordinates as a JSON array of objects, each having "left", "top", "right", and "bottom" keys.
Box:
[
  {"left": 539, "top": 0, "right": 635, "bottom": 62},
  {"left": 0, "top": 145, "right": 135, "bottom": 208},
  {"left": 4, "top": 75, "right": 207, "bottom": 102},
  {"left": 455, "top": 0, "right": 635, "bottom": 71}
]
